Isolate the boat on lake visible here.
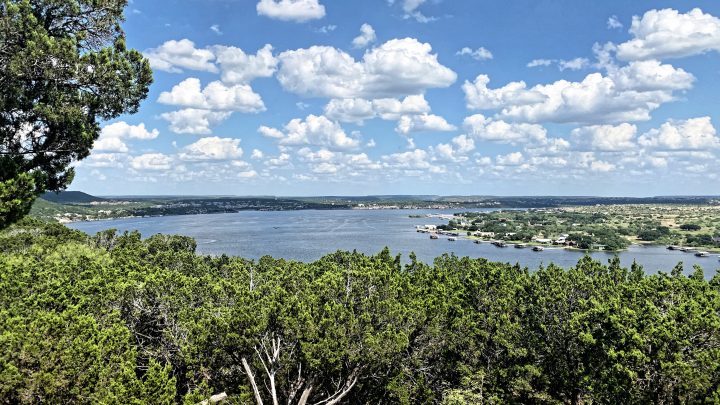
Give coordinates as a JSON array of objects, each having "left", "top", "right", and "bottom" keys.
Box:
[
  {"left": 473, "top": 240, "right": 482, "bottom": 244},
  {"left": 430, "top": 234, "right": 439, "bottom": 239},
  {"left": 533, "top": 246, "right": 545, "bottom": 252},
  {"left": 492, "top": 241, "right": 507, "bottom": 248},
  {"left": 695, "top": 251, "right": 710, "bottom": 257},
  {"left": 448, "top": 237, "right": 456, "bottom": 241},
  {"left": 667, "top": 245, "right": 681, "bottom": 250},
  {"left": 514, "top": 243, "right": 526, "bottom": 249}
]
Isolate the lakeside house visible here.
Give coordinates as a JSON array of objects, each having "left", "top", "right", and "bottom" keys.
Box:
[
  {"left": 416, "top": 225, "right": 438, "bottom": 232},
  {"left": 475, "top": 231, "right": 496, "bottom": 238}
]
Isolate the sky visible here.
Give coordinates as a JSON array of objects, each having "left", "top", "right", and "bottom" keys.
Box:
[{"left": 71, "top": 0, "right": 720, "bottom": 197}]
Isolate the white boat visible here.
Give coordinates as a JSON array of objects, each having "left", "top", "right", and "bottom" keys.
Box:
[
  {"left": 448, "top": 237, "right": 457, "bottom": 241},
  {"left": 430, "top": 234, "right": 439, "bottom": 239},
  {"left": 532, "top": 246, "right": 544, "bottom": 252},
  {"left": 695, "top": 251, "right": 710, "bottom": 257}
]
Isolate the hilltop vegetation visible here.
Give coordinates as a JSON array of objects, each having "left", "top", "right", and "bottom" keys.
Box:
[
  {"left": 29, "top": 195, "right": 350, "bottom": 223},
  {"left": 40, "top": 191, "right": 106, "bottom": 204},
  {"left": 2, "top": 219, "right": 720, "bottom": 403}
]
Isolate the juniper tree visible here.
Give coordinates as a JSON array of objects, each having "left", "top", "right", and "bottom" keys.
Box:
[{"left": 0, "top": 0, "right": 152, "bottom": 228}]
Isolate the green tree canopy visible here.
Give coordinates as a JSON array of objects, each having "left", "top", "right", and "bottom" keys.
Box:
[
  {"left": 0, "top": 0, "right": 152, "bottom": 228},
  {"left": 3, "top": 219, "right": 720, "bottom": 403}
]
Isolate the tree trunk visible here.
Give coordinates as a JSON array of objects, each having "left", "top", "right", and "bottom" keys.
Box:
[
  {"left": 269, "top": 372, "right": 279, "bottom": 405},
  {"left": 297, "top": 386, "right": 313, "bottom": 405},
  {"left": 242, "top": 357, "right": 264, "bottom": 405}
]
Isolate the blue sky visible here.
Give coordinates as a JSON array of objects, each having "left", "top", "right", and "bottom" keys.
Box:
[{"left": 71, "top": 0, "right": 720, "bottom": 196}]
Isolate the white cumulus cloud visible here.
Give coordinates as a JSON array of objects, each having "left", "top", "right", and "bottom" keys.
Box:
[
  {"left": 558, "top": 57, "right": 589, "bottom": 71},
  {"left": 324, "top": 94, "right": 430, "bottom": 124},
  {"left": 93, "top": 122, "right": 159, "bottom": 153},
  {"left": 456, "top": 47, "right": 493, "bottom": 61},
  {"left": 352, "top": 24, "right": 377, "bottom": 48},
  {"left": 638, "top": 117, "right": 720, "bottom": 150},
  {"left": 392, "top": 0, "right": 434, "bottom": 23},
  {"left": 101, "top": 121, "right": 159, "bottom": 140},
  {"left": 590, "top": 160, "right": 616, "bottom": 172},
  {"left": 277, "top": 38, "right": 456, "bottom": 98},
  {"left": 382, "top": 148, "right": 432, "bottom": 169},
  {"left": 496, "top": 152, "right": 524, "bottom": 166},
  {"left": 432, "top": 134, "right": 476, "bottom": 163},
  {"left": 571, "top": 123, "right": 637, "bottom": 151},
  {"left": 607, "top": 15, "right": 623, "bottom": 30},
  {"left": 82, "top": 153, "right": 128, "bottom": 168},
  {"left": 463, "top": 114, "right": 547, "bottom": 144},
  {"left": 396, "top": 114, "right": 456, "bottom": 134},
  {"left": 213, "top": 44, "right": 278, "bottom": 84},
  {"left": 179, "top": 137, "right": 244, "bottom": 161},
  {"left": 144, "top": 39, "right": 217, "bottom": 73},
  {"left": 93, "top": 137, "right": 129, "bottom": 153},
  {"left": 462, "top": 60, "right": 694, "bottom": 124},
  {"left": 265, "top": 115, "right": 360, "bottom": 150},
  {"left": 527, "top": 58, "right": 589, "bottom": 71},
  {"left": 527, "top": 59, "right": 553, "bottom": 68},
  {"left": 130, "top": 153, "right": 173, "bottom": 171},
  {"left": 256, "top": 0, "right": 325, "bottom": 22},
  {"left": 158, "top": 78, "right": 265, "bottom": 113},
  {"left": 617, "top": 8, "right": 720, "bottom": 61},
  {"left": 160, "top": 109, "right": 232, "bottom": 135},
  {"left": 258, "top": 126, "right": 285, "bottom": 139}
]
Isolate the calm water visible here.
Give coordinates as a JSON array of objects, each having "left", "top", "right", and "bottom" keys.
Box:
[{"left": 68, "top": 209, "right": 720, "bottom": 277}]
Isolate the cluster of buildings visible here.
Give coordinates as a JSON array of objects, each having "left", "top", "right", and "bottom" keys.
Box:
[{"left": 415, "top": 225, "right": 460, "bottom": 237}]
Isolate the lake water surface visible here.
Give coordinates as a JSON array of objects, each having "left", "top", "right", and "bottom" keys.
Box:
[{"left": 68, "top": 209, "right": 720, "bottom": 277}]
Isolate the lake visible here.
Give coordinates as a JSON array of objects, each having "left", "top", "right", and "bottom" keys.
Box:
[{"left": 68, "top": 209, "right": 720, "bottom": 277}]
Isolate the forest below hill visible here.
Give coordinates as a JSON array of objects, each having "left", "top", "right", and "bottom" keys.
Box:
[{"left": 2, "top": 219, "right": 720, "bottom": 404}]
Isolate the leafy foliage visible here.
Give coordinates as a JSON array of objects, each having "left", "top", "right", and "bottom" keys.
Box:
[
  {"left": 2, "top": 221, "right": 720, "bottom": 403},
  {"left": 0, "top": 0, "right": 152, "bottom": 228}
]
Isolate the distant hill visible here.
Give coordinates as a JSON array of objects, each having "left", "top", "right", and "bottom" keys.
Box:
[{"left": 40, "top": 191, "right": 105, "bottom": 204}]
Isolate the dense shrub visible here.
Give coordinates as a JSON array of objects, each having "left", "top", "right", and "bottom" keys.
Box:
[{"left": 1, "top": 221, "right": 720, "bottom": 404}]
